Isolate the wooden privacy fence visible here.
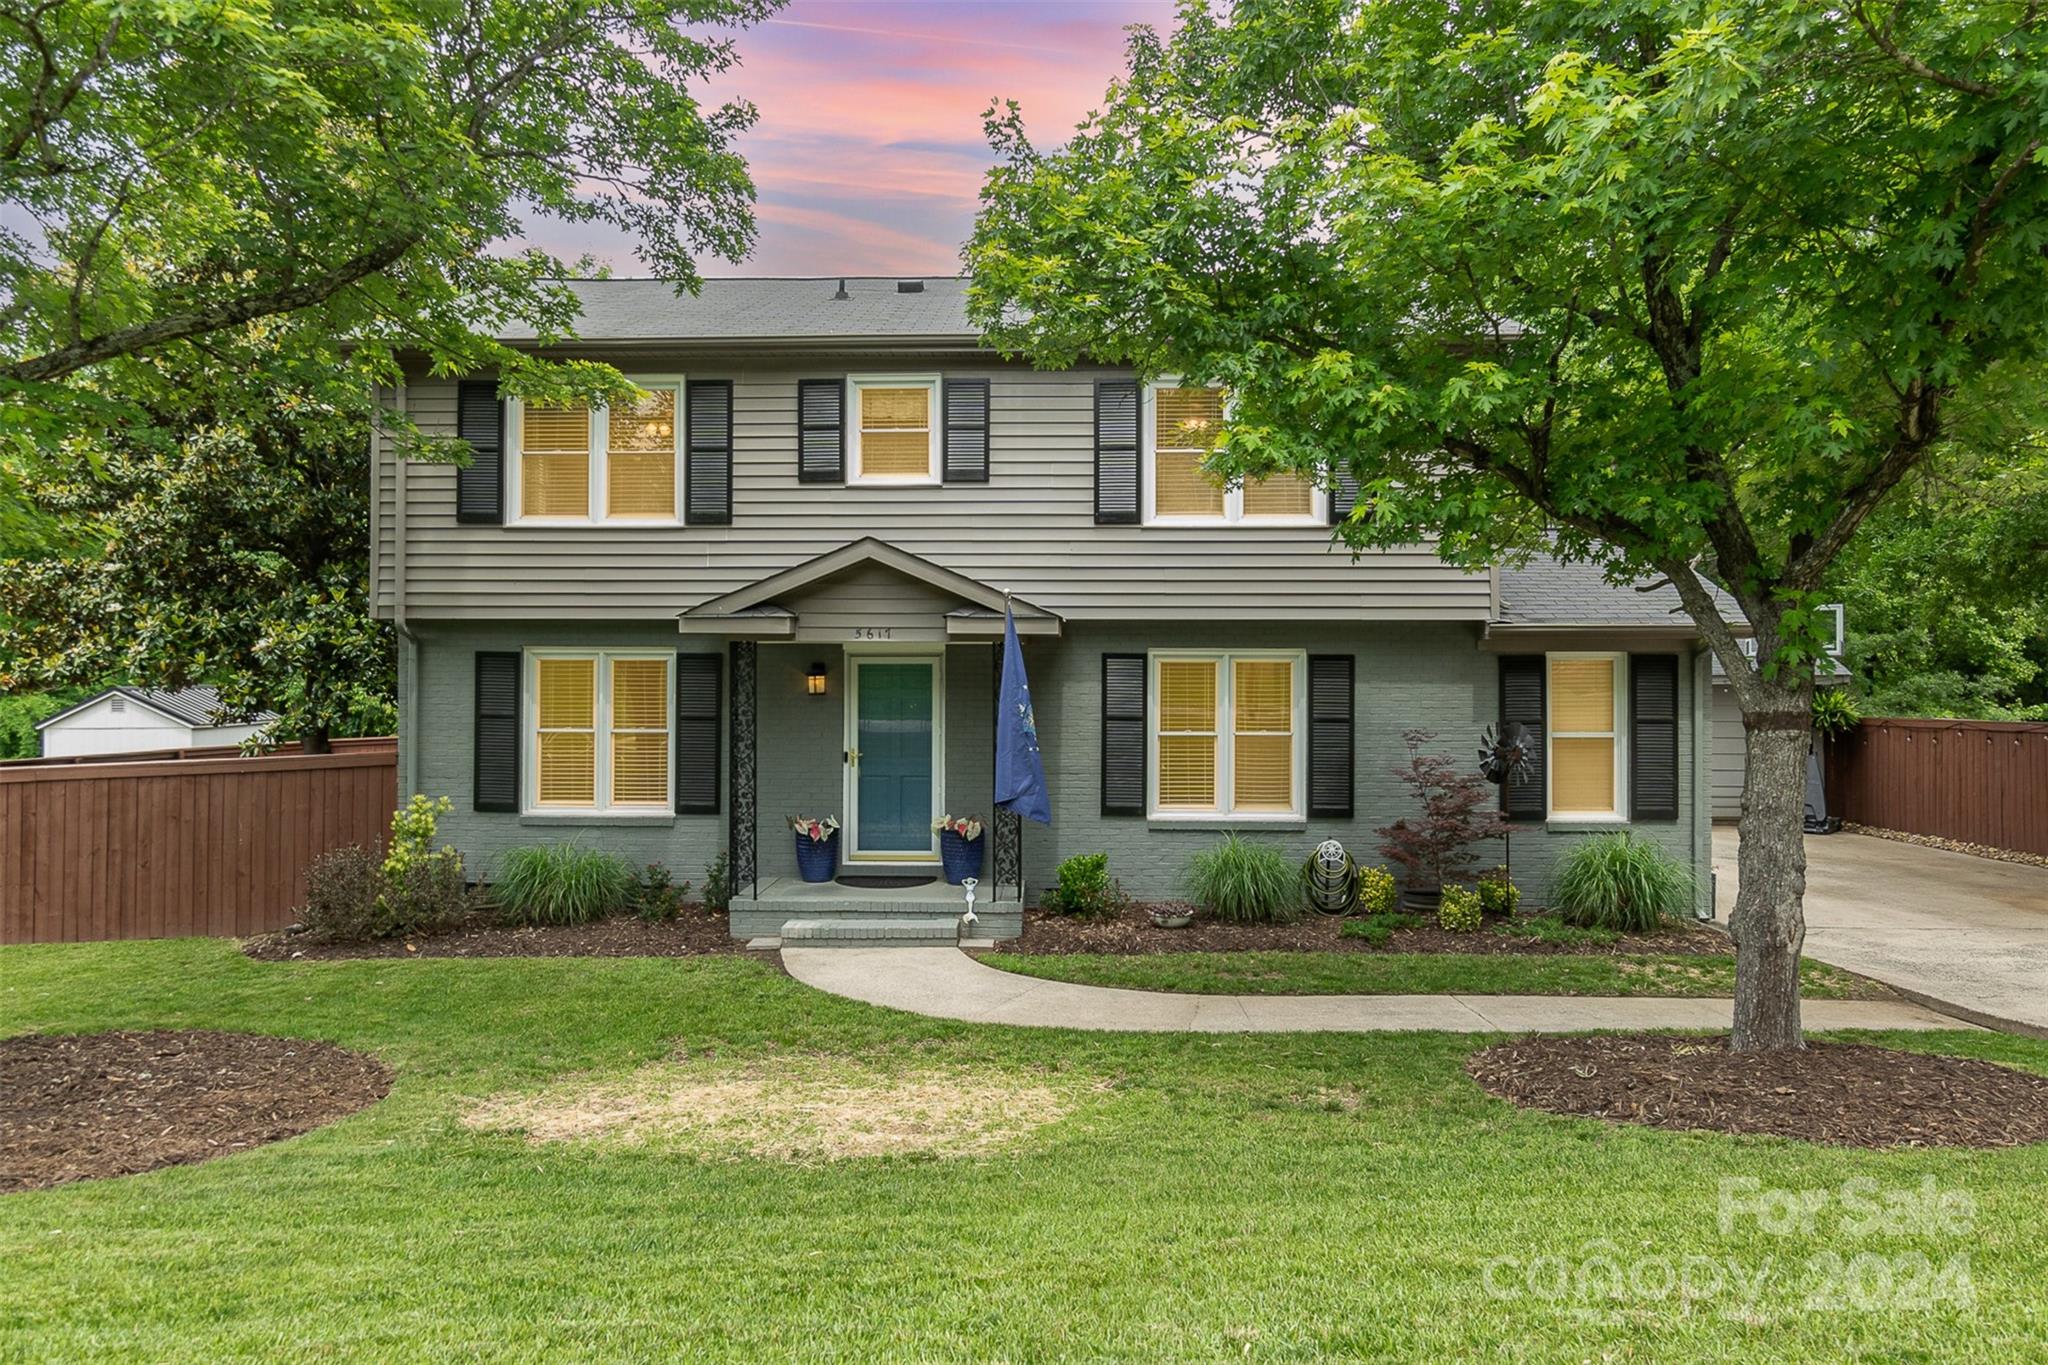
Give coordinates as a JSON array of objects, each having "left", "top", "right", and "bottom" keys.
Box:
[
  {"left": 1, "top": 740, "right": 397, "bottom": 944},
  {"left": 1827, "top": 718, "right": 2048, "bottom": 857}
]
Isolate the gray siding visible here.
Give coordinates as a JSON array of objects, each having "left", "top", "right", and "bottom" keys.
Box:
[
  {"left": 1711, "top": 685, "right": 1746, "bottom": 819},
  {"left": 372, "top": 356, "right": 1492, "bottom": 623}
]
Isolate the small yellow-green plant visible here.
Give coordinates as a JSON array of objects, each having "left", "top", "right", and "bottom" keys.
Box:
[
  {"left": 1437, "top": 885, "right": 1483, "bottom": 933},
  {"left": 1356, "top": 864, "right": 1397, "bottom": 915},
  {"left": 383, "top": 794, "right": 455, "bottom": 881},
  {"left": 1476, "top": 866, "right": 1520, "bottom": 916},
  {"left": 374, "top": 795, "right": 473, "bottom": 932}
]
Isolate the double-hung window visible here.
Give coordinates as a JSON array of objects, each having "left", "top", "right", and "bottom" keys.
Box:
[
  {"left": 1150, "top": 651, "right": 1305, "bottom": 818},
  {"left": 848, "top": 375, "right": 940, "bottom": 484},
  {"left": 1547, "top": 653, "right": 1625, "bottom": 820},
  {"left": 528, "top": 651, "right": 673, "bottom": 812},
  {"left": 1144, "top": 384, "right": 1322, "bottom": 524},
  {"left": 512, "top": 377, "right": 683, "bottom": 522}
]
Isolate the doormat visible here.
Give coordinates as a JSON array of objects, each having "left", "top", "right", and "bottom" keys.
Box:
[{"left": 834, "top": 875, "right": 938, "bottom": 889}]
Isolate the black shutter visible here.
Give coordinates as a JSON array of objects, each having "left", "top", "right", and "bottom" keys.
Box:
[
  {"left": 1329, "top": 459, "right": 1362, "bottom": 528},
  {"left": 1499, "top": 655, "right": 1546, "bottom": 821},
  {"left": 797, "top": 379, "right": 844, "bottom": 483},
  {"left": 473, "top": 652, "right": 519, "bottom": 812},
  {"left": 1629, "top": 653, "right": 1680, "bottom": 821},
  {"left": 942, "top": 378, "right": 990, "bottom": 482},
  {"left": 1101, "top": 653, "right": 1147, "bottom": 815},
  {"left": 455, "top": 380, "right": 504, "bottom": 524},
  {"left": 684, "top": 380, "right": 733, "bottom": 525},
  {"left": 675, "top": 653, "right": 722, "bottom": 814},
  {"left": 1094, "top": 380, "right": 1140, "bottom": 524},
  {"left": 1307, "top": 654, "right": 1354, "bottom": 818}
]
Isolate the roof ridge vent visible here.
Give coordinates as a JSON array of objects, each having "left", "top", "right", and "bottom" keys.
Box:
[
  {"left": 896, "top": 279, "right": 924, "bottom": 293},
  {"left": 831, "top": 278, "right": 850, "bottom": 301}
]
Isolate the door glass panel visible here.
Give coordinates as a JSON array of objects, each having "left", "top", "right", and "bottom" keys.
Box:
[{"left": 855, "top": 662, "right": 935, "bottom": 853}]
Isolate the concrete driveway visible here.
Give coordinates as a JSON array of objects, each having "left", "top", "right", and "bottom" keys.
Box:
[{"left": 1712, "top": 826, "right": 2048, "bottom": 1034}]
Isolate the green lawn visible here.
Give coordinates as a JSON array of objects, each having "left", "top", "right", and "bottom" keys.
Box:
[
  {"left": 976, "top": 950, "right": 1888, "bottom": 998},
  {"left": 1, "top": 938, "right": 2041, "bottom": 1360}
]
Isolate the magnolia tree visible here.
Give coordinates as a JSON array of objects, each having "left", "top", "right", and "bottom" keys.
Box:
[{"left": 967, "top": 0, "right": 2048, "bottom": 1050}]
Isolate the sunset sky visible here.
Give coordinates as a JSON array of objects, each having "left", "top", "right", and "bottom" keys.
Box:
[{"left": 533, "top": 0, "right": 1178, "bottom": 276}]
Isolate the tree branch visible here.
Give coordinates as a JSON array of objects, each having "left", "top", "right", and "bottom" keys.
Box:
[{"left": 1848, "top": 2, "right": 2003, "bottom": 98}]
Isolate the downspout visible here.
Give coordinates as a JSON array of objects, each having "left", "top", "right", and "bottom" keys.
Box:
[{"left": 391, "top": 381, "right": 417, "bottom": 801}]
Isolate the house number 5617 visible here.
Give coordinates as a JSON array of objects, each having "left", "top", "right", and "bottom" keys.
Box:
[{"left": 852, "top": 627, "right": 893, "bottom": 640}]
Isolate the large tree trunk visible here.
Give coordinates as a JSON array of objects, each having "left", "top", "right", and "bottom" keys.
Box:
[{"left": 1729, "top": 707, "right": 1813, "bottom": 1051}]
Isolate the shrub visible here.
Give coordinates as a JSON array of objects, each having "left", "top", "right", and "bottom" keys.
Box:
[
  {"left": 1041, "top": 852, "right": 1130, "bottom": 918},
  {"left": 631, "top": 862, "right": 690, "bottom": 922},
  {"left": 297, "top": 846, "right": 384, "bottom": 942},
  {"left": 1437, "top": 884, "right": 1483, "bottom": 933},
  {"left": 701, "top": 851, "right": 732, "bottom": 915},
  {"left": 1476, "top": 866, "right": 1521, "bottom": 916},
  {"left": 1552, "top": 833, "right": 1695, "bottom": 932},
  {"left": 1356, "top": 864, "right": 1398, "bottom": 915},
  {"left": 1185, "top": 833, "right": 1300, "bottom": 924},
  {"left": 1376, "top": 730, "right": 1511, "bottom": 893},
  {"left": 494, "top": 844, "right": 636, "bottom": 926},
  {"left": 381, "top": 852, "right": 477, "bottom": 936}
]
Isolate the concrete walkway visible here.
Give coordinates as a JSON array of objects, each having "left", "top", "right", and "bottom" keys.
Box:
[
  {"left": 1713, "top": 826, "right": 2048, "bottom": 1035},
  {"left": 781, "top": 946, "right": 1967, "bottom": 1034}
]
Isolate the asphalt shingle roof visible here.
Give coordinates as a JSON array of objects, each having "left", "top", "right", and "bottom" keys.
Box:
[
  {"left": 1495, "top": 554, "right": 1745, "bottom": 629},
  {"left": 497, "top": 276, "right": 977, "bottom": 344}
]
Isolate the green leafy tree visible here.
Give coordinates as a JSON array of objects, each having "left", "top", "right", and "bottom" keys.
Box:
[
  {"left": 1, "top": 0, "right": 772, "bottom": 395},
  {"left": 967, "top": 0, "right": 2048, "bottom": 1050},
  {"left": 0, "top": 326, "right": 394, "bottom": 751}
]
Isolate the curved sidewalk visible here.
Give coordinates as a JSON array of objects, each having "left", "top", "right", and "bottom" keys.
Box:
[{"left": 781, "top": 947, "right": 1971, "bottom": 1034}]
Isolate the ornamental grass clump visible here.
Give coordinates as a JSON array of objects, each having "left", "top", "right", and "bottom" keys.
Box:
[
  {"left": 1552, "top": 833, "right": 1695, "bottom": 933},
  {"left": 494, "top": 844, "right": 636, "bottom": 926},
  {"left": 1185, "top": 833, "right": 1300, "bottom": 924}
]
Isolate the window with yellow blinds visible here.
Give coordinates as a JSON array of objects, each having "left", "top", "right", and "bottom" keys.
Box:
[
  {"left": 527, "top": 651, "right": 673, "bottom": 811},
  {"left": 852, "top": 378, "right": 937, "bottom": 481},
  {"left": 1145, "top": 383, "right": 1323, "bottom": 524},
  {"left": 1151, "top": 652, "right": 1303, "bottom": 817},
  {"left": 608, "top": 657, "right": 671, "bottom": 806},
  {"left": 535, "top": 657, "right": 597, "bottom": 806},
  {"left": 605, "top": 387, "right": 677, "bottom": 519},
  {"left": 1155, "top": 659, "right": 1219, "bottom": 809},
  {"left": 520, "top": 404, "right": 592, "bottom": 519},
  {"left": 1152, "top": 386, "right": 1226, "bottom": 518},
  {"left": 1548, "top": 654, "right": 1621, "bottom": 817},
  {"left": 513, "top": 377, "right": 683, "bottom": 523}
]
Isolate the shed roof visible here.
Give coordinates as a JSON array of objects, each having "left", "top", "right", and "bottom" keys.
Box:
[{"left": 34, "top": 685, "right": 278, "bottom": 731}]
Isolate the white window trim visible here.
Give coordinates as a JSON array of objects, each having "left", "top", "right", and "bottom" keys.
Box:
[
  {"left": 1141, "top": 381, "right": 1328, "bottom": 528},
  {"left": 507, "top": 374, "right": 686, "bottom": 526},
  {"left": 846, "top": 374, "right": 941, "bottom": 486},
  {"left": 522, "top": 648, "right": 675, "bottom": 814},
  {"left": 1146, "top": 649, "right": 1307, "bottom": 821},
  {"left": 1545, "top": 651, "right": 1628, "bottom": 823}
]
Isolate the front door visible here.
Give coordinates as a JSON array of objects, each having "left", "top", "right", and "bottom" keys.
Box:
[{"left": 846, "top": 656, "right": 940, "bottom": 860}]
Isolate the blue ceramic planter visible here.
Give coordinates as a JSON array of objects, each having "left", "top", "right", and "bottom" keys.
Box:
[
  {"left": 795, "top": 831, "right": 838, "bottom": 883},
  {"left": 940, "top": 830, "right": 984, "bottom": 885}
]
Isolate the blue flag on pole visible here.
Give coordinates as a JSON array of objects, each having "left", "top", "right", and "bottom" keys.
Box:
[{"left": 994, "top": 605, "right": 1051, "bottom": 824}]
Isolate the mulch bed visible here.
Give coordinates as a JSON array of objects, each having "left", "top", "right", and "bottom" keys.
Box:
[
  {"left": 1467, "top": 1033, "right": 2048, "bottom": 1148},
  {"left": 243, "top": 910, "right": 759, "bottom": 961},
  {"left": 999, "top": 904, "right": 1726, "bottom": 957},
  {"left": 1, "top": 1030, "right": 391, "bottom": 1192}
]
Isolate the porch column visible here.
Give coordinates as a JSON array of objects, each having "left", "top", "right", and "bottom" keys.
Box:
[{"left": 729, "top": 640, "right": 758, "bottom": 898}]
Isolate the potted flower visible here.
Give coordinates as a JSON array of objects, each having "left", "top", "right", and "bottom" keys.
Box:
[
  {"left": 788, "top": 815, "right": 841, "bottom": 883},
  {"left": 1376, "top": 729, "right": 1510, "bottom": 912},
  {"left": 932, "top": 814, "right": 985, "bottom": 885},
  {"left": 1148, "top": 901, "right": 1196, "bottom": 929}
]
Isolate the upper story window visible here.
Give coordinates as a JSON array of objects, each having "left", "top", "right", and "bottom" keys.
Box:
[
  {"left": 1548, "top": 653, "right": 1625, "bottom": 820},
  {"left": 1144, "top": 384, "right": 1322, "bottom": 525},
  {"left": 528, "top": 650, "right": 673, "bottom": 812},
  {"left": 1150, "top": 650, "right": 1305, "bottom": 819},
  {"left": 511, "top": 377, "right": 682, "bottom": 523},
  {"left": 848, "top": 375, "right": 940, "bottom": 484}
]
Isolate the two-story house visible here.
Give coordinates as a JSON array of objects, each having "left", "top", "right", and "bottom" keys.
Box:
[{"left": 372, "top": 276, "right": 1719, "bottom": 941}]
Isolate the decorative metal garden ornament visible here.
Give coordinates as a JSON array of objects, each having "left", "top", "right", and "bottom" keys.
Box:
[
  {"left": 1301, "top": 838, "right": 1358, "bottom": 917},
  {"left": 1477, "top": 723, "right": 1535, "bottom": 891},
  {"left": 960, "top": 876, "right": 979, "bottom": 931}
]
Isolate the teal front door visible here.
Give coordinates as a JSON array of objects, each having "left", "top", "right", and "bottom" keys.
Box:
[{"left": 848, "top": 658, "right": 939, "bottom": 858}]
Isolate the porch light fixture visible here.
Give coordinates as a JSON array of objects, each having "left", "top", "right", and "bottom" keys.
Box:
[{"left": 806, "top": 661, "right": 828, "bottom": 696}]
